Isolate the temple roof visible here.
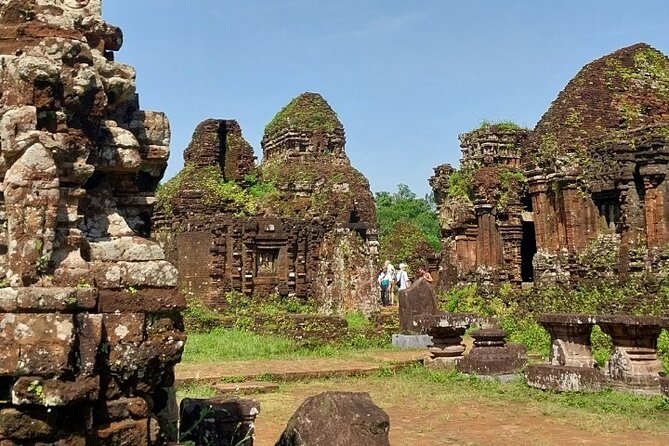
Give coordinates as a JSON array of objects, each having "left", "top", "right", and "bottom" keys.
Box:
[
  {"left": 527, "top": 43, "right": 669, "bottom": 162},
  {"left": 263, "top": 92, "right": 343, "bottom": 140}
]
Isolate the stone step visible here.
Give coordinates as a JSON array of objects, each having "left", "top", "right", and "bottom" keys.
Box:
[{"left": 213, "top": 381, "right": 280, "bottom": 396}]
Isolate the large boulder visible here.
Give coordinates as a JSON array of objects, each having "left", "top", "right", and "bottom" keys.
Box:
[{"left": 275, "top": 391, "right": 390, "bottom": 446}]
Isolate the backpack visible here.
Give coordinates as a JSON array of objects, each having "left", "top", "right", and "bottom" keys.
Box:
[{"left": 396, "top": 272, "right": 403, "bottom": 288}]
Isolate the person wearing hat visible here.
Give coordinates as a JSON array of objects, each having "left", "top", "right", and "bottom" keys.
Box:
[{"left": 395, "top": 263, "right": 409, "bottom": 298}]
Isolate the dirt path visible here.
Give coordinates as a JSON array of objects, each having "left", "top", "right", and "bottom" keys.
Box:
[
  {"left": 253, "top": 380, "right": 669, "bottom": 446},
  {"left": 175, "top": 350, "right": 428, "bottom": 383}
]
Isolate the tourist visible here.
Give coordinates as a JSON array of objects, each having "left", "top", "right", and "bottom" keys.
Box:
[
  {"left": 378, "top": 267, "right": 392, "bottom": 306},
  {"left": 396, "top": 263, "right": 409, "bottom": 295},
  {"left": 417, "top": 266, "right": 434, "bottom": 283},
  {"left": 383, "top": 261, "right": 396, "bottom": 304}
]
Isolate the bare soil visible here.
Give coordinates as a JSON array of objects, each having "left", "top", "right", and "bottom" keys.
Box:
[{"left": 253, "top": 379, "right": 669, "bottom": 446}]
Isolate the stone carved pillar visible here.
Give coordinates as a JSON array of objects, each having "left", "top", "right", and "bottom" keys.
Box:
[
  {"left": 528, "top": 179, "right": 550, "bottom": 250},
  {"left": 643, "top": 175, "right": 669, "bottom": 248},
  {"left": 525, "top": 314, "right": 604, "bottom": 392},
  {"left": 597, "top": 315, "right": 668, "bottom": 392},
  {"left": 417, "top": 313, "right": 474, "bottom": 368},
  {"left": 475, "top": 205, "right": 503, "bottom": 268},
  {"left": 562, "top": 188, "right": 599, "bottom": 254},
  {"left": 540, "top": 314, "right": 597, "bottom": 368},
  {"left": 456, "top": 328, "right": 527, "bottom": 376}
]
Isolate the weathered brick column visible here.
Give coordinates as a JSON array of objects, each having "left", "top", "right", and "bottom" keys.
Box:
[{"left": 0, "top": 1, "right": 185, "bottom": 443}]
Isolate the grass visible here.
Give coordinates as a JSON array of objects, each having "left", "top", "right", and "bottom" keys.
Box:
[
  {"left": 177, "top": 364, "right": 669, "bottom": 444},
  {"left": 181, "top": 328, "right": 398, "bottom": 364}
]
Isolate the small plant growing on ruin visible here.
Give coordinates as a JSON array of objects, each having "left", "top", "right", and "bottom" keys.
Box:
[
  {"left": 36, "top": 253, "right": 50, "bottom": 275},
  {"left": 19, "top": 8, "right": 35, "bottom": 21},
  {"left": 475, "top": 120, "right": 526, "bottom": 133},
  {"left": 64, "top": 294, "right": 78, "bottom": 308},
  {"left": 76, "top": 278, "right": 92, "bottom": 288},
  {"left": 27, "top": 380, "right": 44, "bottom": 400}
]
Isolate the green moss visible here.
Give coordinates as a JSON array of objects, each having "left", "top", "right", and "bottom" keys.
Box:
[
  {"left": 474, "top": 120, "right": 527, "bottom": 133},
  {"left": 445, "top": 170, "right": 473, "bottom": 201},
  {"left": 565, "top": 109, "right": 581, "bottom": 129},
  {"left": 156, "top": 164, "right": 277, "bottom": 216},
  {"left": 264, "top": 92, "right": 342, "bottom": 140},
  {"left": 497, "top": 168, "right": 525, "bottom": 210}
]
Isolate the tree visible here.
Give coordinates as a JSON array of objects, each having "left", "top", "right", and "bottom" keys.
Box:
[{"left": 375, "top": 184, "right": 441, "bottom": 267}]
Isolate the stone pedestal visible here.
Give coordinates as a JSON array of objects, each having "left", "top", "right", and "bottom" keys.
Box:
[
  {"left": 398, "top": 278, "right": 438, "bottom": 334},
  {"left": 540, "top": 313, "right": 597, "bottom": 367},
  {"left": 525, "top": 314, "right": 604, "bottom": 392},
  {"left": 418, "top": 313, "right": 474, "bottom": 368},
  {"left": 597, "top": 315, "right": 669, "bottom": 393},
  {"left": 180, "top": 397, "right": 260, "bottom": 446},
  {"left": 457, "top": 329, "right": 527, "bottom": 376}
]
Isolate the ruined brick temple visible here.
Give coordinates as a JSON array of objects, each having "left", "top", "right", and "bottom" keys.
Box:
[
  {"left": 156, "top": 93, "right": 380, "bottom": 312},
  {"left": 0, "top": 1, "right": 184, "bottom": 443},
  {"left": 431, "top": 43, "right": 669, "bottom": 291}
]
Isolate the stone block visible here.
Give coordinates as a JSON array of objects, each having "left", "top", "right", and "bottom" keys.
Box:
[
  {"left": 457, "top": 329, "right": 527, "bottom": 376},
  {"left": 391, "top": 334, "right": 433, "bottom": 349},
  {"left": 118, "top": 261, "right": 178, "bottom": 288},
  {"left": 1, "top": 313, "right": 74, "bottom": 376},
  {"left": 276, "top": 391, "right": 389, "bottom": 446},
  {"left": 537, "top": 313, "right": 597, "bottom": 368},
  {"left": 398, "top": 278, "right": 438, "bottom": 334},
  {"left": 98, "top": 289, "right": 186, "bottom": 313},
  {"left": 87, "top": 237, "right": 167, "bottom": 262},
  {"left": 14, "top": 287, "right": 97, "bottom": 312},
  {"left": 94, "top": 419, "right": 150, "bottom": 446},
  {"left": 12, "top": 376, "right": 99, "bottom": 406},
  {"left": 0, "top": 289, "right": 18, "bottom": 312},
  {"left": 103, "top": 313, "right": 145, "bottom": 343},
  {"left": 180, "top": 397, "right": 260, "bottom": 446},
  {"left": 109, "top": 333, "right": 185, "bottom": 391},
  {"left": 0, "top": 407, "right": 55, "bottom": 441},
  {"left": 597, "top": 315, "right": 668, "bottom": 392},
  {"left": 525, "top": 364, "right": 605, "bottom": 392},
  {"left": 76, "top": 313, "right": 103, "bottom": 376},
  {"left": 95, "top": 397, "right": 150, "bottom": 422}
]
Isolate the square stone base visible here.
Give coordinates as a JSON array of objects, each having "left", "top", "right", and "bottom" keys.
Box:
[
  {"left": 525, "top": 364, "right": 604, "bottom": 392},
  {"left": 424, "top": 356, "right": 460, "bottom": 369},
  {"left": 391, "top": 334, "right": 433, "bottom": 349}
]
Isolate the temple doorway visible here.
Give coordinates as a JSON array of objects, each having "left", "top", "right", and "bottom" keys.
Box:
[{"left": 521, "top": 221, "right": 537, "bottom": 282}]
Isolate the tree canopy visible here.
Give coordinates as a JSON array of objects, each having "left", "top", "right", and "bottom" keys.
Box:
[{"left": 375, "top": 184, "right": 441, "bottom": 267}]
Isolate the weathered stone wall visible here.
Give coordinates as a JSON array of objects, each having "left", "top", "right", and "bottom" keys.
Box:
[
  {"left": 157, "top": 93, "right": 379, "bottom": 314},
  {"left": 0, "top": 2, "right": 184, "bottom": 443},
  {"left": 433, "top": 44, "right": 669, "bottom": 295},
  {"left": 431, "top": 126, "right": 529, "bottom": 291}
]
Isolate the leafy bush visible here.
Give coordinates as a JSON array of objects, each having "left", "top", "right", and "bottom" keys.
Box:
[
  {"left": 439, "top": 282, "right": 669, "bottom": 367},
  {"left": 156, "top": 164, "right": 277, "bottom": 216}
]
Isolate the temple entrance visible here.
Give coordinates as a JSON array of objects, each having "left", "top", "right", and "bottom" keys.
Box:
[{"left": 521, "top": 221, "right": 536, "bottom": 282}]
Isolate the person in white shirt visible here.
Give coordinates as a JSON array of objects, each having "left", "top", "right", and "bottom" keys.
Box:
[{"left": 396, "top": 263, "right": 409, "bottom": 296}]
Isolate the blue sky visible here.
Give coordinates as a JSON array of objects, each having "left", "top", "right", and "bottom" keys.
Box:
[{"left": 104, "top": 0, "right": 669, "bottom": 197}]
